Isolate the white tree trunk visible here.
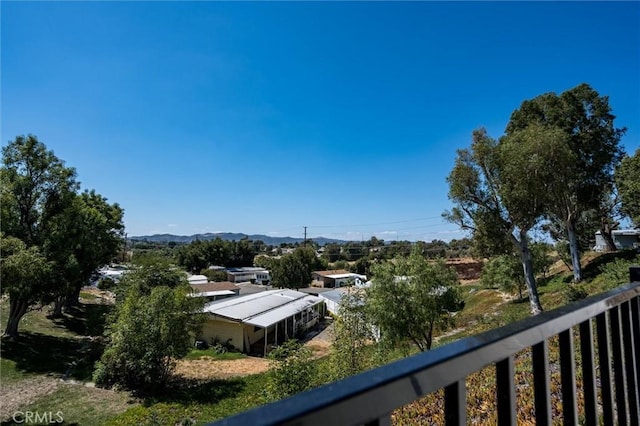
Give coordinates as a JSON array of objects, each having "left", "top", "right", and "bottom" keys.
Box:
[
  {"left": 514, "top": 230, "right": 543, "bottom": 315},
  {"left": 567, "top": 220, "right": 583, "bottom": 282}
]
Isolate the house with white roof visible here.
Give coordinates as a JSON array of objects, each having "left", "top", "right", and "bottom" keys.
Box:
[
  {"left": 311, "top": 270, "right": 367, "bottom": 288},
  {"left": 196, "top": 289, "right": 325, "bottom": 356}
]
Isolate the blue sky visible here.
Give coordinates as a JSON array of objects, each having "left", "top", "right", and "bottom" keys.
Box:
[{"left": 2, "top": 2, "right": 639, "bottom": 242}]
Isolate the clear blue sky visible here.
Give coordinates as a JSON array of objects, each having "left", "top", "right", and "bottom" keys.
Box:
[{"left": 2, "top": 2, "right": 639, "bottom": 242}]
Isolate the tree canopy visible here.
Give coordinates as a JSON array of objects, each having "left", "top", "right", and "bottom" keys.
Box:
[
  {"left": 94, "top": 267, "right": 205, "bottom": 395},
  {"left": 505, "top": 83, "right": 626, "bottom": 280},
  {"left": 444, "top": 127, "right": 565, "bottom": 314},
  {"left": 1, "top": 135, "right": 124, "bottom": 336},
  {"left": 271, "top": 246, "right": 327, "bottom": 289},
  {"left": 616, "top": 149, "right": 640, "bottom": 227},
  {"left": 367, "top": 249, "right": 463, "bottom": 351}
]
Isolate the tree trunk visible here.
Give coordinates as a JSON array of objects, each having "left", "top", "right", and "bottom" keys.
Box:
[
  {"left": 600, "top": 220, "right": 617, "bottom": 252},
  {"left": 566, "top": 221, "right": 583, "bottom": 282},
  {"left": 514, "top": 231, "right": 543, "bottom": 315},
  {"left": 50, "top": 296, "right": 65, "bottom": 318},
  {"left": 65, "top": 286, "right": 81, "bottom": 309},
  {"left": 3, "top": 297, "right": 29, "bottom": 338}
]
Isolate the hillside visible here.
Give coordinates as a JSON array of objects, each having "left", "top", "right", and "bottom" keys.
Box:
[{"left": 130, "top": 232, "right": 347, "bottom": 246}]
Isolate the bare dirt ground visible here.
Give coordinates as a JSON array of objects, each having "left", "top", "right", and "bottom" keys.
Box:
[
  {"left": 0, "top": 377, "right": 60, "bottom": 420},
  {"left": 175, "top": 357, "right": 271, "bottom": 380},
  {"left": 446, "top": 258, "right": 485, "bottom": 282},
  {"left": 303, "top": 321, "right": 334, "bottom": 359}
]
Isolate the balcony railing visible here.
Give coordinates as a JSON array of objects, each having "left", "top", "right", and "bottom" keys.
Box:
[{"left": 210, "top": 267, "right": 640, "bottom": 426}]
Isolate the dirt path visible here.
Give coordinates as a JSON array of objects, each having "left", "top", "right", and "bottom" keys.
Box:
[
  {"left": 0, "top": 377, "right": 60, "bottom": 421},
  {"left": 303, "top": 321, "right": 334, "bottom": 359}
]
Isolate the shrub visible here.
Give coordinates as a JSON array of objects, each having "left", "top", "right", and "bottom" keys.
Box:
[
  {"left": 94, "top": 270, "right": 205, "bottom": 395},
  {"left": 266, "top": 340, "right": 317, "bottom": 400},
  {"left": 563, "top": 284, "right": 589, "bottom": 303}
]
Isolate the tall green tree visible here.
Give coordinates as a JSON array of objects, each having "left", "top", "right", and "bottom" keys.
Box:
[
  {"left": 367, "top": 249, "right": 463, "bottom": 351},
  {"left": 506, "top": 84, "right": 626, "bottom": 280},
  {"left": 271, "top": 246, "right": 327, "bottom": 289},
  {"left": 1, "top": 135, "right": 79, "bottom": 335},
  {"left": 616, "top": 149, "right": 640, "bottom": 227},
  {"left": 48, "top": 191, "right": 124, "bottom": 315},
  {"left": 445, "top": 127, "right": 571, "bottom": 314}
]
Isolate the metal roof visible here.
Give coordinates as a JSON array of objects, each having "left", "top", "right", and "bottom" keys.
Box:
[
  {"left": 195, "top": 290, "right": 236, "bottom": 297},
  {"left": 203, "top": 289, "right": 321, "bottom": 327},
  {"left": 244, "top": 296, "right": 322, "bottom": 328},
  {"left": 320, "top": 289, "right": 346, "bottom": 304},
  {"left": 325, "top": 273, "right": 366, "bottom": 280}
]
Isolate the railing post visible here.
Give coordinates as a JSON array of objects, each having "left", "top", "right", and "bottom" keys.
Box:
[
  {"left": 559, "top": 328, "right": 578, "bottom": 425},
  {"left": 444, "top": 380, "right": 466, "bottom": 426},
  {"left": 580, "top": 320, "right": 598, "bottom": 426},
  {"left": 621, "top": 301, "right": 640, "bottom": 425},
  {"left": 496, "top": 356, "right": 516, "bottom": 426},
  {"left": 596, "top": 312, "right": 615, "bottom": 425},
  {"left": 610, "top": 305, "right": 629, "bottom": 425},
  {"left": 532, "top": 341, "right": 551, "bottom": 426}
]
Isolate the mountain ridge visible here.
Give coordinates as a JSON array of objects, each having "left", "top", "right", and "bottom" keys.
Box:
[{"left": 129, "top": 232, "right": 348, "bottom": 246}]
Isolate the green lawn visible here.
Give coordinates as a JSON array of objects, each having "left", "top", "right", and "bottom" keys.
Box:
[{"left": 5, "top": 384, "right": 136, "bottom": 426}]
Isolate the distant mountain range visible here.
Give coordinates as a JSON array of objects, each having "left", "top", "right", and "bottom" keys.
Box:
[{"left": 129, "top": 232, "right": 348, "bottom": 246}]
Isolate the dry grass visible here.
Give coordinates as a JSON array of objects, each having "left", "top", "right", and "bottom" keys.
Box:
[{"left": 174, "top": 357, "right": 271, "bottom": 380}]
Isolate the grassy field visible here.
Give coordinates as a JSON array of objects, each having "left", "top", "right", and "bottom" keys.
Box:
[{"left": 1, "top": 251, "right": 638, "bottom": 425}]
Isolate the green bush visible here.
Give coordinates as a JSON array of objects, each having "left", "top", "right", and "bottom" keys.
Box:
[
  {"left": 266, "top": 340, "right": 317, "bottom": 400},
  {"left": 97, "top": 277, "right": 116, "bottom": 290},
  {"left": 599, "top": 255, "right": 640, "bottom": 290},
  {"left": 563, "top": 284, "right": 589, "bottom": 303},
  {"left": 94, "top": 274, "right": 205, "bottom": 395}
]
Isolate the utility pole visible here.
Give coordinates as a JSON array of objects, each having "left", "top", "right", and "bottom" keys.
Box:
[
  {"left": 122, "top": 232, "right": 127, "bottom": 263},
  {"left": 304, "top": 226, "right": 307, "bottom": 247}
]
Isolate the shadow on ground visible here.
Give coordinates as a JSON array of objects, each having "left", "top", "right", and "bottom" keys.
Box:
[
  {"left": 0, "top": 331, "right": 103, "bottom": 381},
  {"left": 1, "top": 303, "right": 111, "bottom": 381},
  {"left": 145, "top": 377, "right": 247, "bottom": 405},
  {"left": 51, "top": 303, "right": 112, "bottom": 337}
]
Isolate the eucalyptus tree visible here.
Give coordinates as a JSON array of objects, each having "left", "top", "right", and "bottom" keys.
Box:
[
  {"left": 616, "top": 149, "right": 640, "bottom": 227},
  {"left": 506, "top": 84, "right": 626, "bottom": 280},
  {"left": 445, "top": 126, "right": 572, "bottom": 314}
]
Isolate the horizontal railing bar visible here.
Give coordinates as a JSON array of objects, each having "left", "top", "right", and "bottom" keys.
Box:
[{"left": 210, "top": 282, "right": 640, "bottom": 426}]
